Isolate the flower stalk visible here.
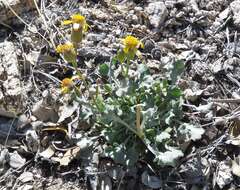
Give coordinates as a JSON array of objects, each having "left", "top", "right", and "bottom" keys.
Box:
[
  {"left": 117, "top": 35, "right": 144, "bottom": 77},
  {"left": 62, "top": 14, "right": 89, "bottom": 49}
]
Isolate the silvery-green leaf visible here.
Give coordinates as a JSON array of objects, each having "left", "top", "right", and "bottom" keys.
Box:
[
  {"left": 115, "top": 86, "right": 128, "bottom": 97},
  {"left": 170, "top": 60, "right": 184, "bottom": 84},
  {"left": 165, "top": 110, "right": 175, "bottom": 125},
  {"left": 137, "top": 63, "right": 148, "bottom": 75},
  {"left": 196, "top": 103, "right": 213, "bottom": 114},
  {"left": 99, "top": 63, "right": 109, "bottom": 76},
  {"left": 154, "top": 147, "right": 183, "bottom": 166},
  {"left": 76, "top": 137, "right": 93, "bottom": 150},
  {"left": 105, "top": 144, "right": 139, "bottom": 166},
  {"left": 140, "top": 75, "right": 154, "bottom": 88},
  {"left": 156, "top": 131, "right": 171, "bottom": 143},
  {"left": 178, "top": 123, "right": 205, "bottom": 141},
  {"left": 81, "top": 104, "right": 93, "bottom": 120},
  {"left": 142, "top": 107, "right": 155, "bottom": 116}
]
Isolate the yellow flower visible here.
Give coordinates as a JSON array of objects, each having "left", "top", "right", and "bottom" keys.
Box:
[
  {"left": 122, "top": 35, "right": 144, "bottom": 54},
  {"left": 62, "top": 14, "right": 88, "bottom": 32},
  {"left": 56, "top": 42, "right": 77, "bottom": 63},
  {"left": 61, "top": 78, "right": 74, "bottom": 93},
  {"left": 56, "top": 42, "right": 74, "bottom": 53},
  {"left": 61, "top": 76, "right": 80, "bottom": 94}
]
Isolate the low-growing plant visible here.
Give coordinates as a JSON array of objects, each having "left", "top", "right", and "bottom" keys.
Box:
[
  {"left": 56, "top": 14, "right": 205, "bottom": 167},
  {"left": 96, "top": 59, "right": 205, "bottom": 166}
]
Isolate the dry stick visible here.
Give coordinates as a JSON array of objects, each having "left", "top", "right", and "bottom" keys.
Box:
[
  {"left": 30, "top": 70, "right": 42, "bottom": 93},
  {"left": 226, "top": 73, "right": 240, "bottom": 88},
  {"left": 5, "top": 1, "right": 53, "bottom": 48},
  {"left": 33, "top": 70, "right": 61, "bottom": 83},
  {"left": 117, "top": 171, "right": 126, "bottom": 190},
  {"left": 47, "top": 0, "right": 58, "bottom": 8},
  {"left": 201, "top": 59, "right": 235, "bottom": 109},
  {"left": 214, "top": 16, "right": 232, "bottom": 34},
  {"left": 210, "top": 98, "right": 240, "bottom": 103},
  {"left": 40, "top": 0, "right": 67, "bottom": 41},
  {"left": 35, "top": 62, "right": 89, "bottom": 75},
  {"left": 33, "top": 0, "right": 56, "bottom": 48},
  {"left": 0, "top": 21, "right": 13, "bottom": 30},
  {"left": 136, "top": 104, "right": 142, "bottom": 136}
]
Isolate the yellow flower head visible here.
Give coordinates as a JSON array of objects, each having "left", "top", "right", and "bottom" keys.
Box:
[
  {"left": 56, "top": 42, "right": 74, "bottom": 54},
  {"left": 62, "top": 14, "right": 88, "bottom": 32},
  {"left": 122, "top": 35, "right": 144, "bottom": 54},
  {"left": 56, "top": 42, "right": 77, "bottom": 63},
  {"left": 61, "top": 78, "right": 74, "bottom": 93},
  {"left": 61, "top": 76, "right": 80, "bottom": 94}
]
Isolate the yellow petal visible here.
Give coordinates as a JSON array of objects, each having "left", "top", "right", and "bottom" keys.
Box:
[
  {"left": 139, "top": 42, "right": 144, "bottom": 49},
  {"left": 136, "top": 50, "right": 142, "bottom": 58},
  {"left": 71, "top": 75, "right": 80, "bottom": 80},
  {"left": 56, "top": 42, "right": 75, "bottom": 54},
  {"left": 83, "top": 23, "right": 89, "bottom": 32},
  {"left": 61, "top": 86, "right": 69, "bottom": 94},
  {"left": 61, "top": 78, "right": 73, "bottom": 87},
  {"left": 62, "top": 20, "right": 73, "bottom": 25},
  {"left": 56, "top": 45, "right": 62, "bottom": 53},
  {"left": 71, "top": 14, "right": 85, "bottom": 24}
]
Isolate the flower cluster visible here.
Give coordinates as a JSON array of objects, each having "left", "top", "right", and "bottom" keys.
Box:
[
  {"left": 61, "top": 76, "right": 80, "bottom": 94},
  {"left": 62, "top": 14, "right": 88, "bottom": 32},
  {"left": 56, "top": 42, "right": 76, "bottom": 63},
  {"left": 62, "top": 14, "right": 89, "bottom": 45},
  {"left": 61, "top": 77, "right": 74, "bottom": 94},
  {"left": 56, "top": 13, "right": 144, "bottom": 94},
  {"left": 122, "top": 35, "right": 144, "bottom": 56}
]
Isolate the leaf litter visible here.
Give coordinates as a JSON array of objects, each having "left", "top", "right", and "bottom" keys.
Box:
[{"left": 1, "top": 0, "right": 240, "bottom": 189}]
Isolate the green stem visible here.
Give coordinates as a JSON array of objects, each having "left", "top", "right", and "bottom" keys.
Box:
[
  {"left": 73, "top": 86, "right": 81, "bottom": 97},
  {"left": 124, "top": 58, "right": 131, "bottom": 78},
  {"left": 111, "top": 114, "right": 143, "bottom": 140},
  {"left": 72, "top": 60, "right": 89, "bottom": 89}
]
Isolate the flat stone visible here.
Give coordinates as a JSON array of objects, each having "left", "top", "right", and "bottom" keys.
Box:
[
  {"left": 0, "top": 41, "right": 22, "bottom": 115},
  {"left": 145, "top": 2, "right": 168, "bottom": 28},
  {"left": 230, "top": 0, "right": 240, "bottom": 27},
  {"left": 78, "top": 47, "right": 111, "bottom": 64}
]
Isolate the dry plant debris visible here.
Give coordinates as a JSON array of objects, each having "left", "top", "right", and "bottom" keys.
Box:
[{"left": 2, "top": 0, "right": 240, "bottom": 189}]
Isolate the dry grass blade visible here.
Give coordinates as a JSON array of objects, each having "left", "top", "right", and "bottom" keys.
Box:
[
  {"left": 4, "top": 0, "right": 54, "bottom": 47},
  {"left": 33, "top": 0, "right": 56, "bottom": 48}
]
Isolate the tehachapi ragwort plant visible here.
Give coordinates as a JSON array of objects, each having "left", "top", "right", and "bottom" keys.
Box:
[
  {"left": 96, "top": 59, "right": 204, "bottom": 166},
  {"left": 56, "top": 14, "right": 205, "bottom": 167},
  {"left": 94, "top": 35, "right": 205, "bottom": 166}
]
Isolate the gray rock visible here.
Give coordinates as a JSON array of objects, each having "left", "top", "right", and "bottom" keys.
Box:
[
  {"left": 87, "top": 33, "right": 106, "bottom": 44},
  {"left": 230, "top": 0, "right": 240, "bottom": 27},
  {"left": 0, "top": 41, "right": 22, "bottom": 114},
  {"left": 78, "top": 47, "right": 111, "bottom": 64},
  {"left": 145, "top": 2, "right": 168, "bottom": 28},
  {"left": 9, "top": 151, "right": 26, "bottom": 169},
  {"left": 32, "top": 91, "right": 59, "bottom": 122},
  {"left": 151, "top": 48, "right": 161, "bottom": 60},
  {"left": 165, "top": 0, "right": 178, "bottom": 8},
  {"left": 218, "top": 7, "right": 230, "bottom": 21},
  {"left": 143, "top": 39, "right": 155, "bottom": 53}
]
